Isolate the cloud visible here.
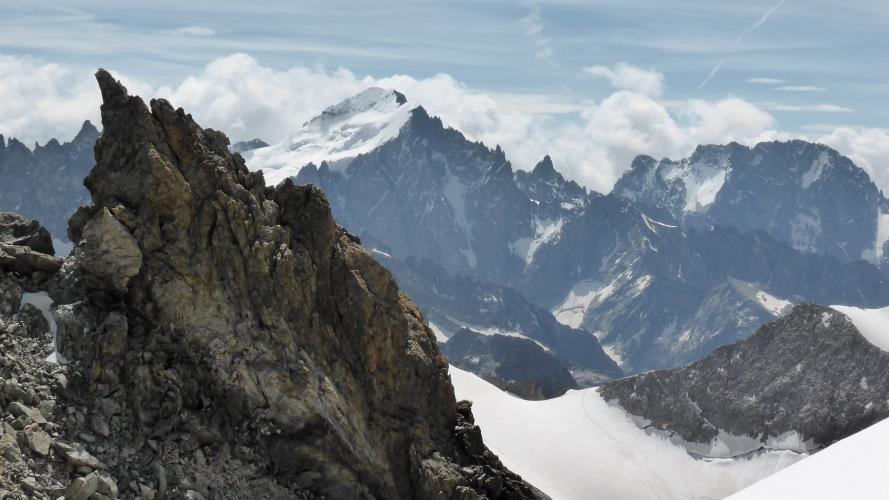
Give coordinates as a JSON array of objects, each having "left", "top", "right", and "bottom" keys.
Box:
[
  {"left": 584, "top": 63, "right": 665, "bottom": 97},
  {"left": 774, "top": 85, "right": 828, "bottom": 92},
  {"left": 166, "top": 26, "right": 217, "bottom": 37},
  {"left": 700, "top": 0, "right": 786, "bottom": 88},
  {"left": 0, "top": 55, "right": 102, "bottom": 146},
  {"left": 767, "top": 103, "right": 853, "bottom": 113},
  {"left": 518, "top": 5, "right": 554, "bottom": 63},
  {"left": 818, "top": 127, "right": 889, "bottom": 194},
  {"left": 747, "top": 77, "right": 784, "bottom": 84},
  {"left": 733, "top": 0, "right": 786, "bottom": 46},
  {"left": 4, "top": 52, "right": 889, "bottom": 196},
  {"left": 698, "top": 59, "right": 725, "bottom": 89}
]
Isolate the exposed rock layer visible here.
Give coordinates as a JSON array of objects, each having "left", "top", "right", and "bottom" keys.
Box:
[
  {"left": 36, "top": 71, "right": 542, "bottom": 499},
  {"left": 601, "top": 304, "right": 889, "bottom": 448}
]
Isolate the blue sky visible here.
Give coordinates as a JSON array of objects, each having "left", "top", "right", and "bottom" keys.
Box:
[
  {"left": 4, "top": 0, "right": 885, "bottom": 130},
  {"left": 2, "top": 0, "right": 888, "bottom": 191}
]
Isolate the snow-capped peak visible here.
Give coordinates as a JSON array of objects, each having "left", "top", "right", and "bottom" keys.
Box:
[
  {"left": 307, "top": 87, "right": 407, "bottom": 130},
  {"left": 245, "top": 87, "right": 416, "bottom": 185}
]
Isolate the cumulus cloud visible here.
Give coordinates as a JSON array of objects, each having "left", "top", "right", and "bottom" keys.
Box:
[
  {"left": 166, "top": 26, "right": 217, "bottom": 37},
  {"left": 584, "top": 63, "right": 665, "bottom": 97},
  {"left": 0, "top": 55, "right": 102, "bottom": 146},
  {"left": 2, "top": 52, "right": 889, "bottom": 195},
  {"left": 818, "top": 127, "right": 889, "bottom": 194},
  {"left": 536, "top": 92, "right": 777, "bottom": 189}
]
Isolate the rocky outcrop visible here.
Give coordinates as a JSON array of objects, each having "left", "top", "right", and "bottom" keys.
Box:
[
  {"left": 442, "top": 328, "right": 578, "bottom": 399},
  {"left": 600, "top": 304, "right": 889, "bottom": 449},
  {"left": 0, "top": 213, "right": 62, "bottom": 287},
  {"left": 39, "top": 70, "right": 541, "bottom": 499},
  {"left": 0, "top": 215, "right": 111, "bottom": 500}
]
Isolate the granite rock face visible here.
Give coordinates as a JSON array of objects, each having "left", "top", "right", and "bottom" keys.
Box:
[
  {"left": 613, "top": 141, "right": 889, "bottom": 270},
  {"left": 0, "top": 213, "right": 62, "bottom": 285},
  {"left": 600, "top": 304, "right": 889, "bottom": 449},
  {"left": 43, "top": 70, "right": 541, "bottom": 499}
]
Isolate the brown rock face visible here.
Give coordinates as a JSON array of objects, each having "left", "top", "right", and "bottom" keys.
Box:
[
  {"left": 0, "top": 212, "right": 62, "bottom": 288},
  {"left": 52, "top": 70, "right": 540, "bottom": 499}
]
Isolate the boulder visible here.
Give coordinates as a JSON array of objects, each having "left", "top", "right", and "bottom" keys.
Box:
[{"left": 0, "top": 212, "right": 55, "bottom": 255}]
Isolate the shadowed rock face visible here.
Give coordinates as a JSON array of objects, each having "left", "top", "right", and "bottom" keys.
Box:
[
  {"left": 0, "top": 212, "right": 62, "bottom": 281},
  {"left": 601, "top": 304, "right": 889, "bottom": 449},
  {"left": 442, "top": 328, "right": 579, "bottom": 400},
  {"left": 50, "top": 70, "right": 541, "bottom": 499}
]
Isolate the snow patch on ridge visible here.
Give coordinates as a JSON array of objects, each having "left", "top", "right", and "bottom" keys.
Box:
[
  {"left": 640, "top": 213, "right": 677, "bottom": 234},
  {"left": 754, "top": 291, "right": 793, "bottom": 316},
  {"left": 830, "top": 305, "right": 889, "bottom": 352},
  {"left": 20, "top": 292, "right": 66, "bottom": 364},
  {"left": 868, "top": 209, "right": 889, "bottom": 263},
  {"left": 510, "top": 217, "right": 564, "bottom": 264},
  {"left": 553, "top": 279, "right": 617, "bottom": 329},
  {"left": 428, "top": 322, "right": 450, "bottom": 342},
  {"left": 661, "top": 157, "right": 729, "bottom": 213},
  {"left": 442, "top": 316, "right": 552, "bottom": 352},
  {"left": 245, "top": 87, "right": 415, "bottom": 184},
  {"left": 801, "top": 151, "right": 830, "bottom": 189},
  {"left": 729, "top": 278, "right": 794, "bottom": 317}
]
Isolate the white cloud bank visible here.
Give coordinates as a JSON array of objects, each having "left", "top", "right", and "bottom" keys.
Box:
[
  {"left": 1, "top": 54, "right": 887, "bottom": 196},
  {"left": 584, "top": 62, "right": 665, "bottom": 97}
]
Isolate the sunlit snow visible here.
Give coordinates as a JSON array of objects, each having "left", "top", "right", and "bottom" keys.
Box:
[
  {"left": 20, "top": 291, "right": 66, "bottom": 364},
  {"left": 451, "top": 366, "right": 803, "bottom": 500},
  {"left": 246, "top": 87, "right": 414, "bottom": 184},
  {"left": 728, "top": 417, "right": 889, "bottom": 500},
  {"left": 830, "top": 305, "right": 889, "bottom": 352}
]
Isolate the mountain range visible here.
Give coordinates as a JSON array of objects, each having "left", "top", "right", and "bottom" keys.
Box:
[
  {"left": 3, "top": 81, "right": 889, "bottom": 499},
  {"left": 258, "top": 88, "right": 889, "bottom": 374},
  {"left": 6, "top": 87, "right": 888, "bottom": 382}
]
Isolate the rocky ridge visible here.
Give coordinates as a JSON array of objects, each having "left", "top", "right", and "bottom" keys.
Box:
[
  {"left": 601, "top": 304, "right": 889, "bottom": 449},
  {"left": 0, "top": 121, "right": 98, "bottom": 244},
  {"left": 613, "top": 141, "right": 889, "bottom": 270},
  {"left": 0, "top": 71, "right": 544, "bottom": 499},
  {"left": 286, "top": 90, "right": 889, "bottom": 373}
]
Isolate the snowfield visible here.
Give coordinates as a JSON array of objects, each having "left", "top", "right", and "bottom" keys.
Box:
[
  {"left": 830, "top": 304, "right": 889, "bottom": 352},
  {"left": 245, "top": 87, "right": 414, "bottom": 184},
  {"left": 728, "top": 417, "right": 889, "bottom": 500},
  {"left": 450, "top": 366, "right": 803, "bottom": 500}
]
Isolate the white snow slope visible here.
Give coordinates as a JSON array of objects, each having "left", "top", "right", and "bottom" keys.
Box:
[
  {"left": 830, "top": 304, "right": 889, "bottom": 352},
  {"left": 245, "top": 87, "right": 415, "bottom": 184},
  {"left": 450, "top": 366, "right": 803, "bottom": 500},
  {"left": 729, "top": 417, "right": 889, "bottom": 500}
]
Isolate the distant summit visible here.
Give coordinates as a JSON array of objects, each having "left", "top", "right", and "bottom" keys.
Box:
[
  {"left": 230, "top": 137, "right": 268, "bottom": 153},
  {"left": 0, "top": 120, "right": 98, "bottom": 243},
  {"left": 614, "top": 140, "right": 889, "bottom": 269},
  {"left": 245, "top": 87, "right": 416, "bottom": 184}
]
